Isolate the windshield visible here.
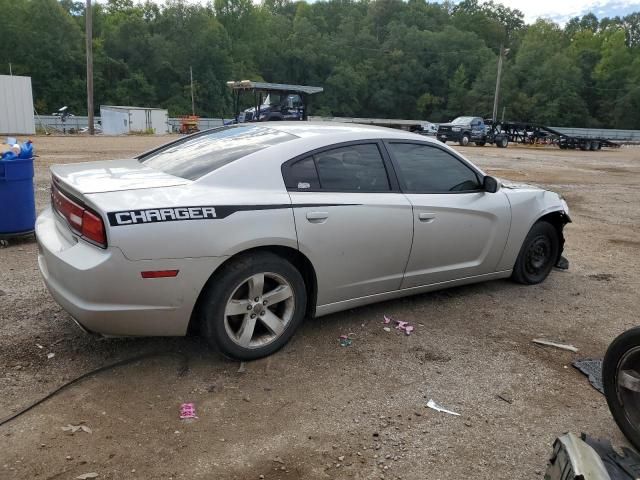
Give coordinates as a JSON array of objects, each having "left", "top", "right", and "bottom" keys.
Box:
[
  {"left": 451, "top": 117, "right": 474, "bottom": 125},
  {"left": 139, "top": 125, "right": 297, "bottom": 180}
]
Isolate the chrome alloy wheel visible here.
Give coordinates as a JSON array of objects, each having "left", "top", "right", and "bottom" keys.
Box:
[
  {"left": 223, "top": 272, "right": 295, "bottom": 349},
  {"left": 616, "top": 346, "right": 640, "bottom": 428}
]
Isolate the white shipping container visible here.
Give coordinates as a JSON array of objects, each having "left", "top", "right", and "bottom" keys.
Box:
[
  {"left": 0, "top": 75, "right": 36, "bottom": 135},
  {"left": 100, "top": 106, "right": 169, "bottom": 135}
]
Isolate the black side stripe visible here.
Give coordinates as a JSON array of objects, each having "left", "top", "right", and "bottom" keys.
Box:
[{"left": 107, "top": 204, "right": 359, "bottom": 227}]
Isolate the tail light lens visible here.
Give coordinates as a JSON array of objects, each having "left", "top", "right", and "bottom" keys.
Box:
[{"left": 51, "top": 181, "right": 107, "bottom": 248}]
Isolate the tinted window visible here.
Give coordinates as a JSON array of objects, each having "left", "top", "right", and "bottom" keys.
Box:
[
  {"left": 388, "top": 143, "right": 481, "bottom": 193},
  {"left": 287, "top": 156, "right": 320, "bottom": 190},
  {"left": 313, "top": 144, "right": 390, "bottom": 191},
  {"left": 139, "top": 125, "right": 297, "bottom": 180}
]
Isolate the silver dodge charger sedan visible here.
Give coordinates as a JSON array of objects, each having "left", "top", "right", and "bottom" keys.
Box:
[{"left": 37, "top": 123, "right": 570, "bottom": 359}]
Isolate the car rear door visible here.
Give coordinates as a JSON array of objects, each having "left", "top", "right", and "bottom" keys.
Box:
[
  {"left": 384, "top": 141, "right": 511, "bottom": 289},
  {"left": 283, "top": 141, "right": 414, "bottom": 306}
]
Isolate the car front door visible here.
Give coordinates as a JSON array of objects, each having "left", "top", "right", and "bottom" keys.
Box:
[
  {"left": 283, "top": 141, "right": 414, "bottom": 306},
  {"left": 384, "top": 141, "right": 511, "bottom": 289}
]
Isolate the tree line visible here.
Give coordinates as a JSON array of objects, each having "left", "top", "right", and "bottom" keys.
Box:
[{"left": 1, "top": 0, "right": 640, "bottom": 128}]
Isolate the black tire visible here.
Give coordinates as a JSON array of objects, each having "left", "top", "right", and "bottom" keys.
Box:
[
  {"left": 459, "top": 133, "right": 470, "bottom": 146},
  {"left": 603, "top": 327, "right": 640, "bottom": 450},
  {"left": 437, "top": 137, "right": 447, "bottom": 143},
  {"left": 579, "top": 142, "right": 589, "bottom": 151},
  {"left": 200, "top": 252, "right": 307, "bottom": 360},
  {"left": 496, "top": 136, "right": 509, "bottom": 148},
  {"left": 590, "top": 141, "right": 599, "bottom": 151},
  {"left": 511, "top": 221, "right": 560, "bottom": 284},
  {"left": 475, "top": 141, "right": 486, "bottom": 146}
]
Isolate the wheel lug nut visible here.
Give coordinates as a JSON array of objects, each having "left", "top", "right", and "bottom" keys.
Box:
[
  {"left": 250, "top": 314, "right": 256, "bottom": 319},
  {"left": 262, "top": 300, "right": 268, "bottom": 305},
  {"left": 260, "top": 311, "right": 265, "bottom": 316},
  {"left": 254, "top": 297, "right": 259, "bottom": 302},
  {"left": 246, "top": 305, "right": 252, "bottom": 310}
]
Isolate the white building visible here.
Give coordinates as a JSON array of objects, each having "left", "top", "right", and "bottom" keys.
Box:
[
  {"left": 0, "top": 75, "right": 35, "bottom": 135},
  {"left": 100, "top": 106, "right": 169, "bottom": 135}
]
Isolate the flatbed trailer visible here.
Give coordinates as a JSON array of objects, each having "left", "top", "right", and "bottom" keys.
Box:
[{"left": 488, "top": 121, "right": 620, "bottom": 150}]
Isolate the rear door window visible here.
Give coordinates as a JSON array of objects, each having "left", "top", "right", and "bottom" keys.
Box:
[
  {"left": 139, "top": 125, "right": 297, "bottom": 180},
  {"left": 314, "top": 144, "right": 391, "bottom": 191},
  {"left": 286, "top": 157, "right": 320, "bottom": 190}
]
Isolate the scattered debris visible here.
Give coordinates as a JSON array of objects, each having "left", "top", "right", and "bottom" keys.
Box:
[
  {"left": 395, "top": 320, "right": 414, "bottom": 336},
  {"left": 532, "top": 339, "right": 578, "bottom": 353},
  {"left": 572, "top": 359, "right": 604, "bottom": 394},
  {"left": 339, "top": 335, "right": 353, "bottom": 347},
  {"left": 35, "top": 344, "right": 43, "bottom": 349},
  {"left": 47, "top": 352, "right": 55, "bottom": 359},
  {"left": 383, "top": 315, "right": 416, "bottom": 335},
  {"left": 426, "top": 399, "right": 460, "bottom": 416},
  {"left": 273, "top": 456, "right": 285, "bottom": 464},
  {"left": 497, "top": 392, "right": 514, "bottom": 404},
  {"left": 76, "top": 473, "right": 98, "bottom": 479},
  {"left": 179, "top": 403, "right": 198, "bottom": 419},
  {"left": 237, "top": 362, "right": 246, "bottom": 373},
  {"left": 62, "top": 424, "right": 92, "bottom": 434}
]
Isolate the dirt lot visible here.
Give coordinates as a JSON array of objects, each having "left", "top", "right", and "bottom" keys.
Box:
[{"left": 1, "top": 136, "right": 639, "bottom": 480}]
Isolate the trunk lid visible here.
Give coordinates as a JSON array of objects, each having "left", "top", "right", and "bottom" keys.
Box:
[{"left": 50, "top": 158, "right": 190, "bottom": 195}]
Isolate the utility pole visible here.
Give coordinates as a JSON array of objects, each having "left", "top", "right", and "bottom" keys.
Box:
[
  {"left": 190, "top": 66, "right": 195, "bottom": 115},
  {"left": 86, "top": 0, "right": 94, "bottom": 135},
  {"left": 492, "top": 45, "right": 505, "bottom": 124}
]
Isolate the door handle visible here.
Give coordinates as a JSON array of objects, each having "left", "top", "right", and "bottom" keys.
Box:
[
  {"left": 418, "top": 213, "right": 436, "bottom": 223},
  {"left": 306, "top": 211, "right": 329, "bottom": 222}
]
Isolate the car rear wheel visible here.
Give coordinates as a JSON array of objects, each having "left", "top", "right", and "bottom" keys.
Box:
[
  {"left": 511, "top": 221, "right": 559, "bottom": 284},
  {"left": 200, "top": 252, "right": 306, "bottom": 360},
  {"left": 603, "top": 327, "right": 640, "bottom": 451}
]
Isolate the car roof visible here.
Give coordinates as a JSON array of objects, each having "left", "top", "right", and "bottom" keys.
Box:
[{"left": 261, "top": 121, "right": 435, "bottom": 142}]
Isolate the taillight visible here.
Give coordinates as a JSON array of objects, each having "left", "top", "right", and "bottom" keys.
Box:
[{"left": 51, "top": 182, "right": 107, "bottom": 248}]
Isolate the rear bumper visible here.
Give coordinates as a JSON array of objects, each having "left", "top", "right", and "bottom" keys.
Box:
[{"left": 36, "top": 207, "right": 225, "bottom": 336}]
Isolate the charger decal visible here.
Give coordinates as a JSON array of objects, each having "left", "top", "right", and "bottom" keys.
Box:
[{"left": 107, "top": 204, "right": 355, "bottom": 226}]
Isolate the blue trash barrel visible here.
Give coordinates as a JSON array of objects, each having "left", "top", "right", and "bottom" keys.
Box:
[{"left": 0, "top": 157, "right": 36, "bottom": 235}]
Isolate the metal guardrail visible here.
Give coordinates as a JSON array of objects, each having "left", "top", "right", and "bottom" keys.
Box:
[{"left": 32, "top": 115, "right": 640, "bottom": 141}]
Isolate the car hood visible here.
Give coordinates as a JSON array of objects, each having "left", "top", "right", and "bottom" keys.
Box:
[{"left": 50, "top": 158, "right": 190, "bottom": 195}]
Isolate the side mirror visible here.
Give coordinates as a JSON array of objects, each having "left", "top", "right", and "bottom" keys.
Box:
[{"left": 483, "top": 175, "right": 500, "bottom": 193}]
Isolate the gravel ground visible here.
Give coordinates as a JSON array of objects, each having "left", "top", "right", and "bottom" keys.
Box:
[{"left": 1, "top": 135, "right": 638, "bottom": 480}]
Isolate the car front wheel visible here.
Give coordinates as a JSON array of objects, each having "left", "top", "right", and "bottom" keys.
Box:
[
  {"left": 459, "top": 134, "right": 470, "bottom": 146},
  {"left": 201, "top": 252, "right": 307, "bottom": 360},
  {"left": 603, "top": 327, "right": 640, "bottom": 450},
  {"left": 511, "top": 221, "right": 559, "bottom": 284}
]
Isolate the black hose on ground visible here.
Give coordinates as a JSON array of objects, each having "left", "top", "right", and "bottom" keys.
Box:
[{"left": 0, "top": 351, "right": 189, "bottom": 427}]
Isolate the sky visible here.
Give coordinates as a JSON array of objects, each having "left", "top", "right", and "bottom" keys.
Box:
[
  {"left": 485, "top": 0, "right": 640, "bottom": 24},
  {"left": 131, "top": 0, "right": 640, "bottom": 25}
]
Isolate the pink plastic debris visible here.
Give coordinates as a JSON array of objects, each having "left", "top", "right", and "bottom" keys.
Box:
[
  {"left": 179, "top": 403, "right": 198, "bottom": 419},
  {"left": 383, "top": 315, "right": 392, "bottom": 325},
  {"left": 395, "top": 321, "right": 409, "bottom": 330},
  {"left": 404, "top": 325, "right": 414, "bottom": 335}
]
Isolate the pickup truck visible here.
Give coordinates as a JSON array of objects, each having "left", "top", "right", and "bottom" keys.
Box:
[{"left": 437, "top": 116, "right": 509, "bottom": 148}]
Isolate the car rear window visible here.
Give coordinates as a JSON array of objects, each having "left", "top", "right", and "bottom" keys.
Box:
[{"left": 138, "top": 125, "right": 297, "bottom": 180}]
